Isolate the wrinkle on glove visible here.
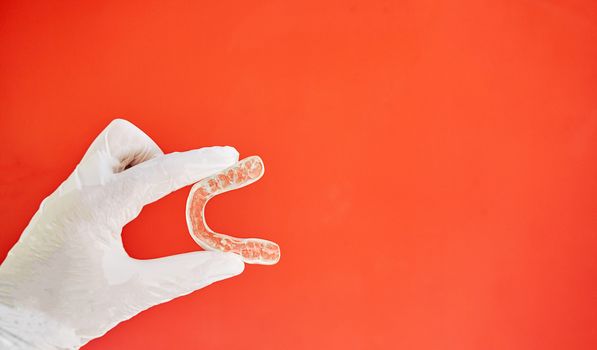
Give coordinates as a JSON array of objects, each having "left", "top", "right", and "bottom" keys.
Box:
[{"left": 0, "top": 119, "right": 245, "bottom": 350}]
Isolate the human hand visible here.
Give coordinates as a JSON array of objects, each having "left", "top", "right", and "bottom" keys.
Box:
[{"left": 0, "top": 119, "right": 245, "bottom": 349}]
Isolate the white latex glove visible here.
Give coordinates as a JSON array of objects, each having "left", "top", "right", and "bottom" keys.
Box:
[{"left": 0, "top": 119, "right": 245, "bottom": 349}]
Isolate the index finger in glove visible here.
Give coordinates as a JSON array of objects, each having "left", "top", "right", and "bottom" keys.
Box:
[{"left": 114, "top": 146, "right": 239, "bottom": 222}]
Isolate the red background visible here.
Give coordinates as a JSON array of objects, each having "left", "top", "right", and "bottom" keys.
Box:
[{"left": 1, "top": 1, "right": 597, "bottom": 349}]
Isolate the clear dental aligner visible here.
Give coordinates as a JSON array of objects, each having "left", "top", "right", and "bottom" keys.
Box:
[{"left": 185, "top": 156, "right": 281, "bottom": 265}]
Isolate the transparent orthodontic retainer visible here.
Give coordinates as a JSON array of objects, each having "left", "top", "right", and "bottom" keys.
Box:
[{"left": 185, "top": 156, "right": 281, "bottom": 265}]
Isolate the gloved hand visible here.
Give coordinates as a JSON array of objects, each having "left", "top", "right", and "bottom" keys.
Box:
[{"left": 0, "top": 119, "right": 245, "bottom": 349}]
